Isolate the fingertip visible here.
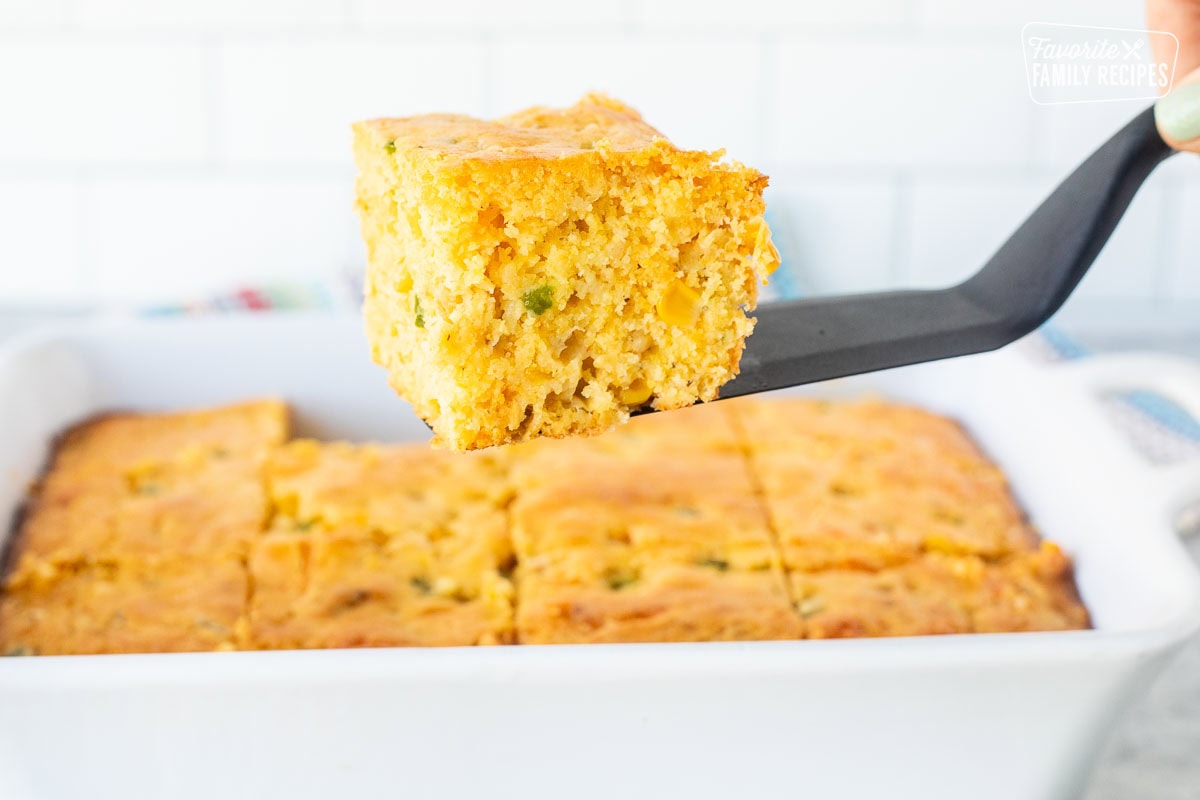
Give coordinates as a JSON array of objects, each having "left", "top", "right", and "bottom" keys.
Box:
[{"left": 1156, "top": 70, "right": 1200, "bottom": 150}]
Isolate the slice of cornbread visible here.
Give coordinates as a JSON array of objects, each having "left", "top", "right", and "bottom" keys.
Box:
[
  {"left": 968, "top": 541, "right": 1090, "bottom": 633},
  {"left": 11, "top": 400, "right": 288, "bottom": 566},
  {"left": 246, "top": 442, "right": 514, "bottom": 648},
  {"left": 518, "top": 566, "right": 800, "bottom": 645},
  {"left": 353, "top": 93, "right": 780, "bottom": 450},
  {"left": 48, "top": 400, "right": 287, "bottom": 477},
  {"left": 734, "top": 399, "right": 1038, "bottom": 571},
  {"left": 0, "top": 555, "right": 245, "bottom": 655},
  {"left": 793, "top": 543, "right": 1089, "bottom": 639},
  {"left": 509, "top": 424, "right": 801, "bottom": 644}
]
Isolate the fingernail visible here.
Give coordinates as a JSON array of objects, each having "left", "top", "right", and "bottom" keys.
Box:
[{"left": 1156, "top": 82, "right": 1200, "bottom": 142}]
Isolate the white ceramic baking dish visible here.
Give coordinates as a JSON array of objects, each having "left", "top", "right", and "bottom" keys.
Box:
[{"left": 0, "top": 314, "right": 1197, "bottom": 800}]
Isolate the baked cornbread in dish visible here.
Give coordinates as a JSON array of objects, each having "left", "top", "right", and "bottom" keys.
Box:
[
  {"left": 0, "top": 397, "right": 1088, "bottom": 655},
  {"left": 10, "top": 399, "right": 287, "bottom": 566},
  {"left": 0, "top": 400, "right": 287, "bottom": 655},
  {"left": 353, "top": 93, "right": 780, "bottom": 450},
  {"left": 0, "top": 557, "right": 248, "bottom": 656},
  {"left": 733, "top": 399, "right": 1088, "bottom": 637},
  {"left": 249, "top": 441, "right": 514, "bottom": 647},
  {"left": 736, "top": 399, "right": 1041, "bottom": 571},
  {"left": 791, "top": 545, "right": 1089, "bottom": 639},
  {"left": 509, "top": 404, "right": 801, "bottom": 644}
]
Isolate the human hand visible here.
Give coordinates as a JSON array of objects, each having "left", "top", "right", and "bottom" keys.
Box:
[{"left": 1151, "top": 0, "right": 1200, "bottom": 151}]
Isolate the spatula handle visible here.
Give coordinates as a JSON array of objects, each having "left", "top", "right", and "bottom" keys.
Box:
[{"left": 723, "top": 106, "right": 1176, "bottom": 398}]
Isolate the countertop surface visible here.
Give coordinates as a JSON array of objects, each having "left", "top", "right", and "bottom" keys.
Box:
[
  {"left": 1057, "top": 333, "right": 1200, "bottom": 800},
  {"left": 0, "top": 310, "right": 1197, "bottom": 800}
]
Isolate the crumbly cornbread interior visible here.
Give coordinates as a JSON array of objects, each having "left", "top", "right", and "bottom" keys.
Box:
[
  {"left": 353, "top": 93, "right": 780, "bottom": 450},
  {"left": 0, "top": 398, "right": 1088, "bottom": 655}
]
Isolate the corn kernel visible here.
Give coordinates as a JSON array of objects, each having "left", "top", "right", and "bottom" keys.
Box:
[
  {"left": 433, "top": 576, "right": 460, "bottom": 597},
  {"left": 755, "top": 223, "right": 781, "bottom": 275},
  {"left": 619, "top": 380, "right": 652, "bottom": 406},
  {"left": 656, "top": 280, "right": 701, "bottom": 327},
  {"left": 924, "top": 534, "right": 968, "bottom": 556},
  {"left": 796, "top": 596, "right": 825, "bottom": 619},
  {"left": 765, "top": 239, "right": 781, "bottom": 275}
]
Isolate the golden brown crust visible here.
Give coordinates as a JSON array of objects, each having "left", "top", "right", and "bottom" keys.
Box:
[
  {"left": 354, "top": 93, "right": 668, "bottom": 163},
  {"left": 794, "top": 543, "right": 1090, "bottom": 639},
  {"left": 0, "top": 555, "right": 245, "bottom": 655},
  {"left": 509, "top": 407, "right": 800, "bottom": 644},
  {"left": 0, "top": 401, "right": 288, "bottom": 655},
  {"left": 970, "top": 541, "right": 1091, "bottom": 632},
  {"left": 247, "top": 528, "right": 512, "bottom": 649},
  {"left": 246, "top": 441, "right": 515, "bottom": 648},
  {"left": 10, "top": 399, "right": 288, "bottom": 567},
  {"left": 518, "top": 565, "right": 801, "bottom": 645},
  {"left": 734, "top": 398, "right": 1039, "bottom": 570},
  {"left": 0, "top": 397, "right": 1089, "bottom": 655}
]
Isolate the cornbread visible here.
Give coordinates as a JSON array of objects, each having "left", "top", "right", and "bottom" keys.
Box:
[
  {"left": 248, "top": 441, "right": 514, "bottom": 648},
  {"left": 0, "top": 397, "right": 1090, "bottom": 655},
  {"left": 0, "top": 400, "right": 286, "bottom": 655},
  {"left": 510, "top": 405, "right": 800, "bottom": 644},
  {"left": 793, "top": 543, "right": 1089, "bottom": 639},
  {"left": 353, "top": 93, "right": 780, "bottom": 450},
  {"left": 734, "top": 399, "right": 1039, "bottom": 571},
  {"left": 0, "top": 556, "right": 245, "bottom": 655},
  {"left": 10, "top": 400, "right": 287, "bottom": 567}
]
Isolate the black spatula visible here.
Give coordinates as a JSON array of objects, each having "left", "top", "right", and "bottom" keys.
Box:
[{"left": 719, "top": 105, "right": 1177, "bottom": 399}]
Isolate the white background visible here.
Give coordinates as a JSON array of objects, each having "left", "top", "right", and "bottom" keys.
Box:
[{"left": 0, "top": 0, "right": 1196, "bottom": 336}]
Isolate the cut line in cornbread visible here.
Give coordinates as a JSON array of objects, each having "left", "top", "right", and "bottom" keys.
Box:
[
  {"left": 353, "top": 93, "right": 780, "bottom": 450},
  {"left": 0, "top": 397, "right": 1091, "bottom": 655},
  {"left": 509, "top": 404, "right": 801, "bottom": 644},
  {"left": 733, "top": 399, "right": 1040, "bottom": 572}
]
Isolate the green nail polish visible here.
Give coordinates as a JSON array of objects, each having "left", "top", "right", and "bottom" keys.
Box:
[{"left": 1156, "top": 82, "right": 1200, "bottom": 142}]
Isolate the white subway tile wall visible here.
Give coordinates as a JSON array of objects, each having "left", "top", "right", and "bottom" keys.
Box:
[
  {"left": 638, "top": 0, "right": 910, "bottom": 28},
  {"left": 0, "top": 41, "right": 211, "bottom": 162},
  {"left": 0, "top": 178, "right": 82, "bottom": 301},
  {"left": 906, "top": 177, "right": 1058, "bottom": 289},
  {"left": 493, "top": 36, "right": 763, "bottom": 161},
  {"left": 353, "top": 0, "right": 627, "bottom": 28},
  {"left": 0, "top": 0, "right": 1193, "bottom": 333},
  {"left": 77, "top": 0, "right": 348, "bottom": 29},
  {"left": 917, "top": 0, "right": 1146, "bottom": 30},
  {"left": 219, "top": 40, "right": 488, "bottom": 162},
  {"left": 82, "top": 174, "right": 358, "bottom": 301},
  {"left": 764, "top": 178, "right": 897, "bottom": 294},
  {"left": 771, "top": 42, "right": 1033, "bottom": 167}
]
